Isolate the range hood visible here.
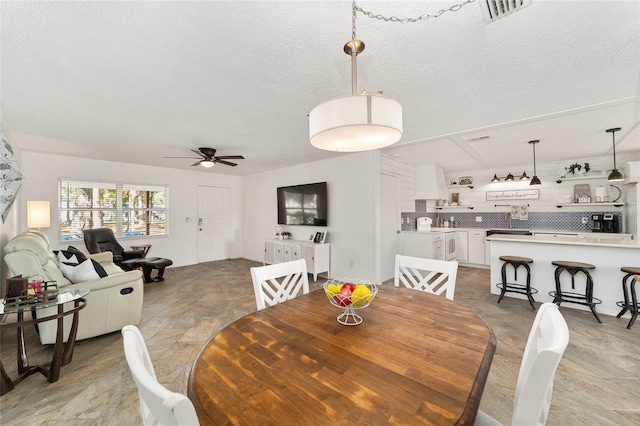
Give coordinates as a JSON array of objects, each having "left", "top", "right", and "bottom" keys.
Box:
[{"left": 415, "top": 163, "right": 448, "bottom": 200}]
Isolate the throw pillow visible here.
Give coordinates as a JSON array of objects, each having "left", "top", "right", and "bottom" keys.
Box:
[
  {"left": 59, "top": 259, "right": 108, "bottom": 284},
  {"left": 55, "top": 246, "right": 88, "bottom": 264},
  {"left": 65, "top": 245, "right": 87, "bottom": 261}
]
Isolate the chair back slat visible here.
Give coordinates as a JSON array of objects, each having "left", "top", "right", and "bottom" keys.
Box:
[
  {"left": 394, "top": 254, "right": 458, "bottom": 300},
  {"left": 250, "top": 259, "right": 309, "bottom": 310}
]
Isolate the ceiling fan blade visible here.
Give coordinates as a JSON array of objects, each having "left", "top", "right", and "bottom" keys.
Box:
[
  {"left": 191, "top": 149, "right": 207, "bottom": 158},
  {"left": 215, "top": 159, "right": 238, "bottom": 167},
  {"left": 164, "top": 156, "right": 202, "bottom": 159},
  {"left": 191, "top": 161, "right": 203, "bottom": 167},
  {"left": 215, "top": 155, "right": 245, "bottom": 160}
]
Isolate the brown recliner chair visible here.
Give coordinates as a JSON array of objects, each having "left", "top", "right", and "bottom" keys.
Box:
[{"left": 83, "top": 228, "right": 144, "bottom": 269}]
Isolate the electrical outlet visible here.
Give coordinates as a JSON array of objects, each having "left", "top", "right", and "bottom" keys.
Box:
[
  {"left": 476, "top": 216, "right": 483, "bottom": 222},
  {"left": 581, "top": 217, "right": 588, "bottom": 224}
]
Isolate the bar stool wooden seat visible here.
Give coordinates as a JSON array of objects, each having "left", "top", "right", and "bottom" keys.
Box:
[
  {"left": 616, "top": 267, "right": 640, "bottom": 329},
  {"left": 496, "top": 255, "right": 537, "bottom": 310},
  {"left": 550, "top": 260, "right": 601, "bottom": 323}
]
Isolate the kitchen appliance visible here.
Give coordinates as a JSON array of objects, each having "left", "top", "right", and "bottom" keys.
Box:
[
  {"left": 445, "top": 231, "right": 457, "bottom": 261},
  {"left": 400, "top": 232, "right": 444, "bottom": 260},
  {"left": 417, "top": 217, "right": 432, "bottom": 231},
  {"left": 591, "top": 214, "right": 619, "bottom": 233}
]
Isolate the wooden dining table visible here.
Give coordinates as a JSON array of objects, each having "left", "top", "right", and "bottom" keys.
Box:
[{"left": 188, "top": 286, "right": 496, "bottom": 425}]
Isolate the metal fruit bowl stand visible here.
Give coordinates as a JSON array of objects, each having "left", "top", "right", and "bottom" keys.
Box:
[{"left": 323, "top": 279, "right": 378, "bottom": 326}]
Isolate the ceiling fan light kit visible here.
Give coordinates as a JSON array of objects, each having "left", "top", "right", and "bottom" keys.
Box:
[
  {"left": 606, "top": 127, "right": 624, "bottom": 182},
  {"left": 164, "top": 147, "right": 244, "bottom": 168}
]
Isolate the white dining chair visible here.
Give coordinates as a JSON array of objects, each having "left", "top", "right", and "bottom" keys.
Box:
[
  {"left": 250, "top": 259, "right": 309, "bottom": 310},
  {"left": 394, "top": 254, "right": 459, "bottom": 300},
  {"left": 121, "top": 325, "right": 200, "bottom": 426},
  {"left": 474, "top": 303, "right": 570, "bottom": 426}
]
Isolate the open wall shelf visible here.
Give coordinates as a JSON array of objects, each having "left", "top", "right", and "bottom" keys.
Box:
[{"left": 555, "top": 203, "right": 624, "bottom": 208}]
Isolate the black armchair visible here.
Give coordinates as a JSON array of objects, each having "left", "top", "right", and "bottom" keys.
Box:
[{"left": 83, "top": 228, "right": 145, "bottom": 267}]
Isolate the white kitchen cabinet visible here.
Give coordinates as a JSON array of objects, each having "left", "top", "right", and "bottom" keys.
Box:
[
  {"left": 467, "top": 230, "right": 486, "bottom": 265},
  {"left": 264, "top": 239, "right": 330, "bottom": 282},
  {"left": 415, "top": 164, "right": 448, "bottom": 200},
  {"left": 457, "top": 231, "right": 469, "bottom": 262},
  {"left": 400, "top": 232, "right": 445, "bottom": 260}
]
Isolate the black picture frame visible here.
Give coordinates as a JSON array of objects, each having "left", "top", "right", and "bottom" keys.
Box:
[{"left": 313, "top": 232, "right": 322, "bottom": 243}]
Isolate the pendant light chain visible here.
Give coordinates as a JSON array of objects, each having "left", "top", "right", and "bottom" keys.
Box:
[
  {"left": 355, "top": 0, "right": 476, "bottom": 24},
  {"left": 352, "top": 0, "right": 357, "bottom": 41}
]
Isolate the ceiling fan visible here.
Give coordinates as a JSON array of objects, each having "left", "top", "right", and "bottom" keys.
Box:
[{"left": 164, "top": 147, "right": 245, "bottom": 168}]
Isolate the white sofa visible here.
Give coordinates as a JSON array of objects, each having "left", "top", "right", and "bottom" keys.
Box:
[{"left": 3, "top": 231, "right": 144, "bottom": 344}]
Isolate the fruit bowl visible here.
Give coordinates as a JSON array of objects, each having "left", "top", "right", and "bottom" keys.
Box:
[{"left": 323, "top": 279, "right": 378, "bottom": 326}]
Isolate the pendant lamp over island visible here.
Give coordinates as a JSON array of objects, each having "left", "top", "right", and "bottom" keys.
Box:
[
  {"left": 529, "top": 140, "right": 541, "bottom": 186},
  {"left": 606, "top": 127, "right": 624, "bottom": 182}
]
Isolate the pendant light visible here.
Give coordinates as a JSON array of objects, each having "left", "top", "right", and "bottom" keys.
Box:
[
  {"left": 606, "top": 127, "right": 624, "bottom": 181},
  {"left": 309, "top": 1, "right": 402, "bottom": 152},
  {"left": 505, "top": 172, "right": 515, "bottom": 182},
  {"left": 491, "top": 174, "right": 500, "bottom": 183},
  {"left": 519, "top": 171, "right": 530, "bottom": 181},
  {"left": 529, "top": 140, "right": 541, "bottom": 186}
]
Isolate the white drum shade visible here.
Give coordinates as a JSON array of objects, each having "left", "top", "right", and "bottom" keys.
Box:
[{"left": 309, "top": 94, "right": 403, "bottom": 152}]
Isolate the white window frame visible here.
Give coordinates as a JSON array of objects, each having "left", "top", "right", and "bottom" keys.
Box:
[{"left": 58, "top": 179, "right": 168, "bottom": 242}]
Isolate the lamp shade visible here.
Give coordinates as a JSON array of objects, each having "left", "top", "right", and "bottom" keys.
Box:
[
  {"left": 608, "top": 169, "right": 624, "bottom": 181},
  {"left": 309, "top": 94, "right": 403, "bottom": 152},
  {"left": 27, "top": 200, "right": 50, "bottom": 229},
  {"left": 200, "top": 160, "right": 215, "bottom": 168}
]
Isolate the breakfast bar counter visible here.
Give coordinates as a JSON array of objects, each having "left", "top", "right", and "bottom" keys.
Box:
[{"left": 486, "top": 234, "right": 640, "bottom": 317}]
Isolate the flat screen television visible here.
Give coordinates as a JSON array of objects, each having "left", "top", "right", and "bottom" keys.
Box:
[{"left": 277, "top": 182, "right": 328, "bottom": 226}]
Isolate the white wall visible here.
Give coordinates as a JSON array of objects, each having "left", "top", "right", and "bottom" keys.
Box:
[
  {"left": 242, "top": 151, "right": 379, "bottom": 281},
  {"left": 12, "top": 151, "right": 243, "bottom": 267}
]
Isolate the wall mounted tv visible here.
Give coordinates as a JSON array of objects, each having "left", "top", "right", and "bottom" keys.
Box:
[{"left": 277, "top": 182, "right": 328, "bottom": 226}]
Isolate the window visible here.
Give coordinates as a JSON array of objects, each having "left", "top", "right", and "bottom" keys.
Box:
[{"left": 59, "top": 179, "right": 168, "bottom": 241}]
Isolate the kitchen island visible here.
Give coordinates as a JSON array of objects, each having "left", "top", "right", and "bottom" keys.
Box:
[{"left": 486, "top": 234, "right": 640, "bottom": 317}]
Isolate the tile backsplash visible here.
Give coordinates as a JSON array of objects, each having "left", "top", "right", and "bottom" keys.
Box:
[{"left": 401, "top": 210, "right": 624, "bottom": 233}]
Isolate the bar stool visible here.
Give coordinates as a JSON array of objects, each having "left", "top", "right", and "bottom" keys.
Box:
[
  {"left": 496, "top": 255, "right": 537, "bottom": 310},
  {"left": 616, "top": 267, "right": 640, "bottom": 329},
  {"left": 550, "top": 261, "right": 601, "bottom": 323}
]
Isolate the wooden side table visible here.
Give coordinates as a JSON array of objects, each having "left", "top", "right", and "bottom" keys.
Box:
[{"left": 0, "top": 288, "right": 89, "bottom": 395}]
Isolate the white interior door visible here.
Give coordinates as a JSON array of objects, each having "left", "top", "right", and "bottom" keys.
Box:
[
  {"left": 381, "top": 173, "right": 400, "bottom": 281},
  {"left": 198, "top": 186, "right": 231, "bottom": 263}
]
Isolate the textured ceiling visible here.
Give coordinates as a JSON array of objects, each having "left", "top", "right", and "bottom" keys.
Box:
[{"left": 1, "top": 1, "right": 639, "bottom": 176}]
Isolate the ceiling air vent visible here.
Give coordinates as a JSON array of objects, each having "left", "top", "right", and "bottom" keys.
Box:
[{"left": 479, "top": 0, "right": 532, "bottom": 23}]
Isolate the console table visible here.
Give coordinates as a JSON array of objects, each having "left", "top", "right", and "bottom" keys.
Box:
[
  {"left": 264, "top": 239, "right": 330, "bottom": 281},
  {"left": 0, "top": 288, "right": 89, "bottom": 395}
]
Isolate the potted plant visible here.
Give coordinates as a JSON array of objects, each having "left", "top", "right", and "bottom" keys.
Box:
[{"left": 281, "top": 231, "right": 292, "bottom": 240}]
